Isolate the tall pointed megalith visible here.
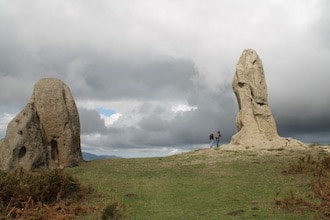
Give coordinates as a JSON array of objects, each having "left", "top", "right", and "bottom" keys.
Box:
[{"left": 224, "top": 49, "right": 306, "bottom": 150}]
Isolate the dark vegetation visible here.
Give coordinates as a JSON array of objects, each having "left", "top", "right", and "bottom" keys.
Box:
[
  {"left": 275, "top": 154, "right": 330, "bottom": 219},
  {"left": 0, "top": 169, "right": 94, "bottom": 219},
  {"left": 100, "top": 200, "right": 125, "bottom": 220}
]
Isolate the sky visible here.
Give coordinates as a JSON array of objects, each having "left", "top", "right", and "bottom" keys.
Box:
[{"left": 0, "top": 0, "right": 329, "bottom": 158}]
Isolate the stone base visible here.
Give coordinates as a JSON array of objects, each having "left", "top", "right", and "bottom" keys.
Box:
[{"left": 221, "top": 137, "right": 307, "bottom": 151}]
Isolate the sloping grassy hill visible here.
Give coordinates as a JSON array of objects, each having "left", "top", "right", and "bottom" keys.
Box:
[{"left": 68, "top": 147, "right": 329, "bottom": 219}]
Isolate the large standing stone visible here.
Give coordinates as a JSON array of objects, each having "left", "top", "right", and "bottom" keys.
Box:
[
  {"left": 223, "top": 49, "right": 306, "bottom": 150},
  {"left": 0, "top": 78, "right": 82, "bottom": 171}
]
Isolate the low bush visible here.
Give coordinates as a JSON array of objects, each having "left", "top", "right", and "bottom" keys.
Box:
[
  {"left": 0, "top": 169, "right": 93, "bottom": 219},
  {"left": 100, "top": 200, "right": 125, "bottom": 220},
  {"left": 276, "top": 155, "right": 330, "bottom": 219}
]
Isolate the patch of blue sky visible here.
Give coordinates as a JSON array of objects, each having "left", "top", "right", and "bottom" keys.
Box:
[{"left": 96, "top": 107, "right": 116, "bottom": 116}]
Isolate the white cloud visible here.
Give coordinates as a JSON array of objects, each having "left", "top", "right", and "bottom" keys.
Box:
[
  {"left": 100, "top": 113, "right": 123, "bottom": 127},
  {"left": 168, "top": 148, "right": 186, "bottom": 156},
  {"left": 171, "top": 103, "right": 198, "bottom": 113}
]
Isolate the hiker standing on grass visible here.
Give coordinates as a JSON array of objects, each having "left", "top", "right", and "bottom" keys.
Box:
[
  {"left": 209, "top": 133, "right": 214, "bottom": 148},
  {"left": 215, "top": 131, "right": 222, "bottom": 148}
]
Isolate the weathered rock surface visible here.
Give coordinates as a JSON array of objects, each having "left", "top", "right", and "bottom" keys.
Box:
[
  {"left": 222, "top": 49, "right": 306, "bottom": 150},
  {"left": 0, "top": 78, "right": 82, "bottom": 171}
]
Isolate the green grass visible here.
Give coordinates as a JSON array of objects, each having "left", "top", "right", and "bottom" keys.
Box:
[{"left": 67, "top": 148, "right": 327, "bottom": 219}]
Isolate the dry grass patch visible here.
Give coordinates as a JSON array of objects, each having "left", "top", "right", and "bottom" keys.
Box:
[
  {"left": 275, "top": 154, "right": 330, "bottom": 219},
  {"left": 0, "top": 169, "right": 95, "bottom": 219}
]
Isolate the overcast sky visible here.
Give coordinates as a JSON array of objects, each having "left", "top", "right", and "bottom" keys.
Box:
[{"left": 0, "top": 0, "right": 329, "bottom": 157}]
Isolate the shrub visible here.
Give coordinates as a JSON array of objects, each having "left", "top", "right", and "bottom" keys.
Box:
[
  {"left": 276, "top": 155, "right": 330, "bottom": 219},
  {"left": 0, "top": 169, "right": 93, "bottom": 219},
  {"left": 100, "top": 200, "right": 124, "bottom": 220}
]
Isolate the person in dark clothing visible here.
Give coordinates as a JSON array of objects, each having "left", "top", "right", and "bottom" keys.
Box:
[
  {"left": 209, "top": 133, "right": 214, "bottom": 148},
  {"left": 215, "top": 131, "right": 222, "bottom": 147}
]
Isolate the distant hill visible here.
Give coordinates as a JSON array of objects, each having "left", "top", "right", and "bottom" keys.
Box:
[{"left": 82, "top": 152, "right": 121, "bottom": 161}]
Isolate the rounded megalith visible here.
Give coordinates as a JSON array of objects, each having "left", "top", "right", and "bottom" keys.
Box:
[{"left": 0, "top": 78, "right": 83, "bottom": 171}]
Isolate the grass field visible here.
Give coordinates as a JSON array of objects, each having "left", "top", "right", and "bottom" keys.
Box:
[{"left": 67, "top": 146, "right": 329, "bottom": 219}]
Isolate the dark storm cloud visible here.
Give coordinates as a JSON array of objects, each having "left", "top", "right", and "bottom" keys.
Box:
[
  {"left": 138, "top": 115, "right": 170, "bottom": 132},
  {"left": 1, "top": 0, "right": 329, "bottom": 156},
  {"left": 80, "top": 57, "right": 197, "bottom": 101},
  {"left": 78, "top": 108, "right": 107, "bottom": 134},
  {"left": 273, "top": 101, "right": 330, "bottom": 141},
  {"left": 84, "top": 85, "right": 237, "bottom": 150},
  {"left": 171, "top": 93, "right": 237, "bottom": 144}
]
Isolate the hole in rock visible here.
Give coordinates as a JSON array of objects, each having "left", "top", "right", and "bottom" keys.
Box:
[
  {"left": 18, "top": 146, "right": 26, "bottom": 158},
  {"left": 51, "top": 139, "right": 59, "bottom": 161}
]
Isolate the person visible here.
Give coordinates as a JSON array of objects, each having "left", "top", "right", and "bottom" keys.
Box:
[
  {"left": 209, "top": 133, "right": 214, "bottom": 148},
  {"left": 215, "top": 131, "right": 222, "bottom": 148}
]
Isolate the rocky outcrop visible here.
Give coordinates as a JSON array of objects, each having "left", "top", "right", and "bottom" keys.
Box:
[
  {"left": 0, "top": 78, "right": 82, "bottom": 171},
  {"left": 222, "top": 49, "right": 306, "bottom": 150}
]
